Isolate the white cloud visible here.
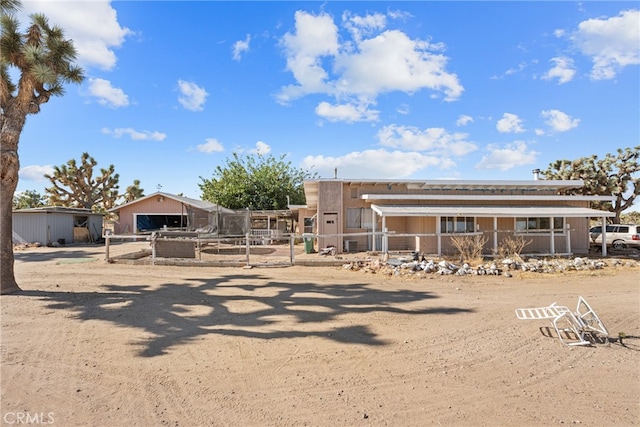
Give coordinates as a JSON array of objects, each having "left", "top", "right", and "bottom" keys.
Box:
[
  {"left": 102, "top": 127, "right": 166, "bottom": 141},
  {"left": 456, "top": 114, "right": 473, "bottom": 127},
  {"left": 300, "top": 149, "right": 453, "bottom": 179},
  {"left": 315, "top": 101, "right": 379, "bottom": 123},
  {"left": 342, "top": 11, "right": 387, "bottom": 42},
  {"left": 505, "top": 62, "right": 527, "bottom": 76},
  {"left": 196, "top": 138, "right": 224, "bottom": 153},
  {"left": 541, "top": 109, "right": 580, "bottom": 132},
  {"left": 571, "top": 9, "right": 640, "bottom": 80},
  {"left": 335, "top": 29, "right": 462, "bottom": 101},
  {"left": 496, "top": 113, "right": 525, "bottom": 133},
  {"left": 542, "top": 57, "right": 576, "bottom": 84},
  {"left": 232, "top": 34, "right": 251, "bottom": 61},
  {"left": 249, "top": 141, "right": 271, "bottom": 155},
  {"left": 86, "top": 78, "right": 129, "bottom": 108},
  {"left": 278, "top": 11, "right": 340, "bottom": 103},
  {"left": 491, "top": 62, "right": 527, "bottom": 80},
  {"left": 177, "top": 80, "right": 208, "bottom": 112},
  {"left": 19, "top": 165, "right": 53, "bottom": 181},
  {"left": 476, "top": 141, "right": 538, "bottom": 171},
  {"left": 377, "top": 124, "right": 477, "bottom": 156},
  {"left": 277, "top": 10, "right": 463, "bottom": 108},
  {"left": 22, "top": 1, "right": 131, "bottom": 71},
  {"left": 396, "top": 104, "right": 410, "bottom": 115}
]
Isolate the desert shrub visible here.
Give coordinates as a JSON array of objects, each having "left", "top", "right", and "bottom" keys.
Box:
[
  {"left": 496, "top": 235, "right": 532, "bottom": 261},
  {"left": 449, "top": 234, "right": 487, "bottom": 264}
]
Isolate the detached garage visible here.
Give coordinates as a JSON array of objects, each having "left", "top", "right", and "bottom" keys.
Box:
[
  {"left": 108, "top": 192, "right": 233, "bottom": 235},
  {"left": 12, "top": 207, "right": 104, "bottom": 245}
]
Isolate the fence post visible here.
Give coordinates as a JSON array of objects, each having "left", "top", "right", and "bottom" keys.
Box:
[
  {"left": 105, "top": 231, "right": 110, "bottom": 262},
  {"left": 151, "top": 231, "right": 157, "bottom": 265},
  {"left": 245, "top": 231, "right": 250, "bottom": 264},
  {"left": 290, "top": 234, "right": 295, "bottom": 265}
]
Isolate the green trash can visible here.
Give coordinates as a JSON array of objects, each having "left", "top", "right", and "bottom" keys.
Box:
[{"left": 303, "top": 234, "right": 314, "bottom": 254}]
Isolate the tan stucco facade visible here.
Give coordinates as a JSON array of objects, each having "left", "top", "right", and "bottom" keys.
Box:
[{"left": 299, "top": 179, "right": 614, "bottom": 256}]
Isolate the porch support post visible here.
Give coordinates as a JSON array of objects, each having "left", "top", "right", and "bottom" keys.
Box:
[
  {"left": 493, "top": 217, "right": 498, "bottom": 255},
  {"left": 549, "top": 216, "right": 555, "bottom": 255},
  {"left": 601, "top": 216, "right": 607, "bottom": 256},
  {"left": 566, "top": 221, "right": 571, "bottom": 254},
  {"left": 382, "top": 216, "right": 387, "bottom": 254},
  {"left": 436, "top": 216, "right": 441, "bottom": 256},
  {"left": 371, "top": 210, "right": 377, "bottom": 252}
]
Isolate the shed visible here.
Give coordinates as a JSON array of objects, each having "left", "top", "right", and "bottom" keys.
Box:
[
  {"left": 12, "top": 207, "right": 104, "bottom": 245},
  {"left": 108, "top": 192, "right": 234, "bottom": 234}
]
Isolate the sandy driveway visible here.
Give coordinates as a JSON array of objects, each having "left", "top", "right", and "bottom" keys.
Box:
[{"left": 1, "top": 244, "right": 639, "bottom": 426}]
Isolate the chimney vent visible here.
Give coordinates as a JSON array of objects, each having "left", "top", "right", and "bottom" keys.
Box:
[{"left": 532, "top": 169, "right": 541, "bottom": 180}]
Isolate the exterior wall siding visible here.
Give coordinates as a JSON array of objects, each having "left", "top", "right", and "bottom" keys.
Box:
[
  {"left": 47, "top": 213, "right": 74, "bottom": 244},
  {"left": 13, "top": 213, "right": 48, "bottom": 244},
  {"left": 13, "top": 212, "right": 103, "bottom": 245}
]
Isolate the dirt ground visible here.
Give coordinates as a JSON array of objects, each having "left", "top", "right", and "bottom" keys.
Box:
[{"left": 1, "top": 243, "right": 639, "bottom": 427}]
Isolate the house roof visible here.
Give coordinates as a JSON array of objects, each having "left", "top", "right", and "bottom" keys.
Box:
[
  {"left": 303, "top": 179, "right": 587, "bottom": 210},
  {"left": 12, "top": 206, "right": 104, "bottom": 215},
  {"left": 361, "top": 194, "right": 615, "bottom": 203},
  {"left": 108, "top": 192, "right": 234, "bottom": 213},
  {"left": 370, "top": 204, "right": 615, "bottom": 218}
]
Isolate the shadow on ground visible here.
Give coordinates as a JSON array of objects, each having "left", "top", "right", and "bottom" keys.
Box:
[
  {"left": 15, "top": 273, "right": 472, "bottom": 357},
  {"left": 13, "top": 248, "right": 103, "bottom": 262}
]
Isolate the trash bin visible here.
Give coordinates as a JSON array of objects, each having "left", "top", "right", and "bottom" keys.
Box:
[{"left": 303, "top": 234, "right": 314, "bottom": 254}]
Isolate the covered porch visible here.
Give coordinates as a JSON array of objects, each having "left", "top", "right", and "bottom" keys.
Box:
[{"left": 370, "top": 204, "right": 616, "bottom": 257}]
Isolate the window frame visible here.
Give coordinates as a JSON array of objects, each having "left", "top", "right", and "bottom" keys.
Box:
[
  {"left": 346, "top": 207, "right": 373, "bottom": 229},
  {"left": 440, "top": 216, "right": 476, "bottom": 234},
  {"left": 515, "top": 216, "right": 565, "bottom": 234}
]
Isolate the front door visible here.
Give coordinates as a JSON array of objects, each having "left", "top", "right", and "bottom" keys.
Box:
[{"left": 322, "top": 212, "right": 339, "bottom": 250}]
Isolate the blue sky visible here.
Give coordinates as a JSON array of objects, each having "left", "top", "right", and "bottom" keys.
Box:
[{"left": 14, "top": 1, "right": 640, "bottom": 207}]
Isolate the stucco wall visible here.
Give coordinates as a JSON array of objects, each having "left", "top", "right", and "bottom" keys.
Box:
[
  {"left": 336, "top": 182, "right": 595, "bottom": 255},
  {"left": 114, "top": 196, "right": 209, "bottom": 234}
]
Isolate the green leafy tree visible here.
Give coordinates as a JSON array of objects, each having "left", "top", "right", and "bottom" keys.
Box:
[
  {"left": 620, "top": 210, "right": 640, "bottom": 225},
  {"left": 1, "top": 0, "right": 84, "bottom": 294},
  {"left": 544, "top": 146, "right": 640, "bottom": 223},
  {"left": 123, "top": 179, "right": 144, "bottom": 203},
  {"left": 199, "top": 153, "right": 316, "bottom": 210},
  {"left": 12, "top": 189, "right": 46, "bottom": 209},
  {"left": 45, "top": 152, "right": 120, "bottom": 212}
]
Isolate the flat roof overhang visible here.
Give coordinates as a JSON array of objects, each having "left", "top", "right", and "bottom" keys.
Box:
[
  {"left": 302, "top": 179, "right": 587, "bottom": 211},
  {"left": 371, "top": 204, "right": 616, "bottom": 218},
  {"left": 361, "top": 194, "right": 615, "bottom": 203}
]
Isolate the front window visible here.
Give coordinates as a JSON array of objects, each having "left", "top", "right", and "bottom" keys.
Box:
[
  {"left": 441, "top": 216, "right": 475, "bottom": 233},
  {"left": 303, "top": 217, "right": 314, "bottom": 234},
  {"left": 516, "top": 217, "right": 564, "bottom": 233},
  {"left": 347, "top": 208, "right": 373, "bottom": 229}
]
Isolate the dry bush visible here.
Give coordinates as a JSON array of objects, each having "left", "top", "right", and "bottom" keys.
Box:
[
  {"left": 450, "top": 234, "right": 488, "bottom": 264},
  {"left": 496, "top": 235, "right": 532, "bottom": 261}
]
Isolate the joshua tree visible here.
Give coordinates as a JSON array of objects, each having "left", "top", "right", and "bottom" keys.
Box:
[
  {"left": 45, "top": 152, "right": 120, "bottom": 212},
  {"left": 1, "top": 0, "right": 84, "bottom": 294}
]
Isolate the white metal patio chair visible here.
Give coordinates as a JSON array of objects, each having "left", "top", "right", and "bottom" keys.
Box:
[{"left": 515, "top": 296, "right": 609, "bottom": 346}]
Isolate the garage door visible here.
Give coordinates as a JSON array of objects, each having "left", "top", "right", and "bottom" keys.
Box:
[{"left": 136, "top": 214, "right": 187, "bottom": 232}]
